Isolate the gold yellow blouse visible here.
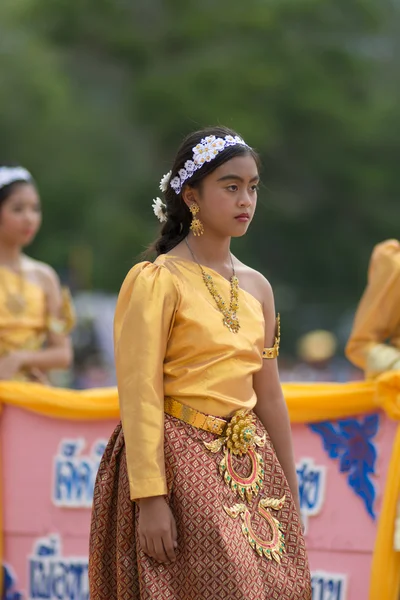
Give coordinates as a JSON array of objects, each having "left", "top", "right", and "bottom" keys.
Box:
[
  {"left": 114, "top": 255, "right": 266, "bottom": 500},
  {"left": 346, "top": 240, "right": 400, "bottom": 377},
  {"left": 0, "top": 267, "right": 75, "bottom": 379},
  {"left": 0, "top": 268, "right": 47, "bottom": 355}
]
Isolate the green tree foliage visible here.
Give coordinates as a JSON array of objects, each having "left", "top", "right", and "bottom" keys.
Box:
[{"left": 1, "top": 0, "right": 399, "bottom": 347}]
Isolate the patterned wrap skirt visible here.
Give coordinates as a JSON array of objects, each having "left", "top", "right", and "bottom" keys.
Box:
[{"left": 89, "top": 413, "right": 311, "bottom": 599}]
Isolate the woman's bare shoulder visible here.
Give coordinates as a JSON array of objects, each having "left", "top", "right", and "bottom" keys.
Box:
[
  {"left": 233, "top": 258, "right": 273, "bottom": 307},
  {"left": 22, "top": 256, "right": 60, "bottom": 293}
]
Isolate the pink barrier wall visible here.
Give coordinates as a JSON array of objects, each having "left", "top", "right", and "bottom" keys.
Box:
[{"left": 1, "top": 404, "right": 396, "bottom": 599}]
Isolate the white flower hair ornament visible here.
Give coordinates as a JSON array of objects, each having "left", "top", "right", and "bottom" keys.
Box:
[
  {"left": 152, "top": 134, "right": 250, "bottom": 221},
  {"left": 159, "top": 170, "right": 171, "bottom": 193},
  {"left": 169, "top": 135, "right": 249, "bottom": 195},
  {"left": 152, "top": 197, "right": 168, "bottom": 223},
  {"left": 0, "top": 166, "right": 32, "bottom": 190}
]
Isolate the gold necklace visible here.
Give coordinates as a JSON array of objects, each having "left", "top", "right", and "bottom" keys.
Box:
[
  {"left": 0, "top": 260, "right": 27, "bottom": 315},
  {"left": 184, "top": 238, "right": 240, "bottom": 333}
]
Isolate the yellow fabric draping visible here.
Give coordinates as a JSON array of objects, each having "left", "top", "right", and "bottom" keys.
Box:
[
  {"left": 0, "top": 381, "right": 119, "bottom": 420},
  {"left": 0, "top": 374, "right": 399, "bottom": 599},
  {"left": 0, "top": 380, "right": 378, "bottom": 422},
  {"left": 282, "top": 381, "right": 377, "bottom": 422}
]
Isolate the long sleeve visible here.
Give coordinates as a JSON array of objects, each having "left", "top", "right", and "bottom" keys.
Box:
[
  {"left": 345, "top": 240, "right": 400, "bottom": 376},
  {"left": 114, "top": 261, "right": 180, "bottom": 500}
]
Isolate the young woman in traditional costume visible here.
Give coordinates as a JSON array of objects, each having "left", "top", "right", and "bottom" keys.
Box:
[
  {"left": 0, "top": 165, "right": 74, "bottom": 382},
  {"left": 346, "top": 239, "right": 400, "bottom": 378},
  {"left": 89, "top": 126, "right": 311, "bottom": 599}
]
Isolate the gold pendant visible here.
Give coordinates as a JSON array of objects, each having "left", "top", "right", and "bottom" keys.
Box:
[
  {"left": 204, "top": 410, "right": 266, "bottom": 502},
  {"left": 224, "top": 495, "right": 286, "bottom": 563},
  {"left": 223, "top": 313, "right": 240, "bottom": 333},
  {"left": 6, "top": 293, "right": 26, "bottom": 315},
  {"left": 220, "top": 447, "right": 264, "bottom": 502}
]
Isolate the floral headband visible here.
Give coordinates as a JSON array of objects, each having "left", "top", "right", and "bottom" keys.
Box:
[
  {"left": 152, "top": 134, "right": 249, "bottom": 223},
  {"left": 0, "top": 166, "right": 32, "bottom": 190}
]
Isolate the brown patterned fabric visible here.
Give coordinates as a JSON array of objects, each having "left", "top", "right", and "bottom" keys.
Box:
[{"left": 89, "top": 414, "right": 311, "bottom": 599}]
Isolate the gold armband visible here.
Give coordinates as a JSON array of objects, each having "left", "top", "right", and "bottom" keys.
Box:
[{"left": 262, "top": 314, "right": 280, "bottom": 359}]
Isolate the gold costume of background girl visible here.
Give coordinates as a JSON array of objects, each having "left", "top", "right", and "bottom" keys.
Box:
[{"left": 0, "top": 165, "right": 74, "bottom": 383}]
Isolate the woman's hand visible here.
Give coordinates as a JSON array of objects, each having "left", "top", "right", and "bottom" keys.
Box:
[
  {"left": 0, "top": 352, "right": 23, "bottom": 380},
  {"left": 138, "top": 496, "right": 178, "bottom": 563}
]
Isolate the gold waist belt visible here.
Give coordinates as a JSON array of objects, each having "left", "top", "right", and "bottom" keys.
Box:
[{"left": 164, "top": 397, "right": 227, "bottom": 436}]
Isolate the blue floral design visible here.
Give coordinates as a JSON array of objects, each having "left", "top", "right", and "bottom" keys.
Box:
[
  {"left": 2, "top": 564, "right": 23, "bottom": 600},
  {"left": 309, "top": 413, "right": 379, "bottom": 519}
]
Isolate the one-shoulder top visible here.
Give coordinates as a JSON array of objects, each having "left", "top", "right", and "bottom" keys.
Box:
[{"left": 114, "top": 254, "right": 266, "bottom": 499}]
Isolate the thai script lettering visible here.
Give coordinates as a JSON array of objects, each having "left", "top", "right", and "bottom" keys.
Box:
[
  {"left": 311, "top": 571, "right": 347, "bottom": 600},
  {"left": 53, "top": 438, "right": 106, "bottom": 508},
  {"left": 296, "top": 457, "right": 326, "bottom": 534},
  {"left": 29, "top": 535, "right": 89, "bottom": 600}
]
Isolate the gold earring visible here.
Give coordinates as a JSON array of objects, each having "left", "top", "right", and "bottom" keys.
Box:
[{"left": 189, "top": 203, "right": 204, "bottom": 236}]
